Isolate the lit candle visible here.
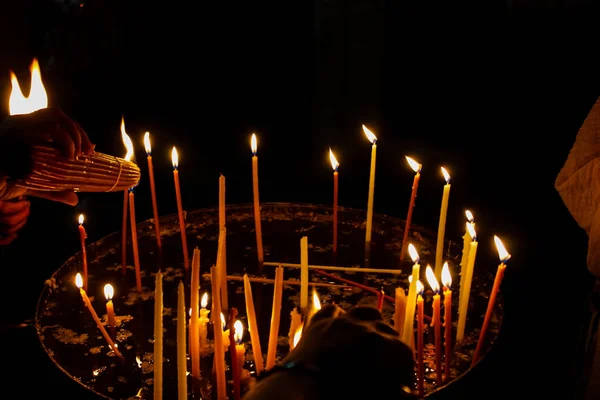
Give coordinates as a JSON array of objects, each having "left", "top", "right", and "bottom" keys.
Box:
[
  {"left": 234, "top": 320, "right": 245, "bottom": 384},
  {"left": 471, "top": 236, "right": 511, "bottom": 366},
  {"left": 393, "top": 287, "right": 406, "bottom": 337},
  {"left": 362, "top": 124, "right": 378, "bottom": 267},
  {"left": 190, "top": 248, "right": 200, "bottom": 378},
  {"left": 77, "top": 214, "right": 89, "bottom": 292},
  {"left": 456, "top": 223, "right": 478, "bottom": 342},
  {"left": 300, "top": 236, "right": 309, "bottom": 311},
  {"left": 129, "top": 186, "right": 142, "bottom": 293},
  {"left": 171, "top": 147, "right": 189, "bottom": 270},
  {"left": 243, "top": 274, "right": 264, "bottom": 374},
  {"left": 266, "top": 266, "right": 284, "bottom": 370},
  {"left": 199, "top": 293, "right": 210, "bottom": 352},
  {"left": 104, "top": 284, "right": 116, "bottom": 335},
  {"left": 292, "top": 323, "right": 303, "bottom": 350},
  {"left": 288, "top": 307, "right": 302, "bottom": 352},
  {"left": 177, "top": 281, "right": 187, "bottom": 400},
  {"left": 121, "top": 117, "right": 133, "bottom": 274},
  {"left": 401, "top": 244, "right": 420, "bottom": 347},
  {"left": 153, "top": 270, "right": 164, "bottom": 400},
  {"left": 250, "top": 133, "right": 264, "bottom": 267},
  {"left": 306, "top": 290, "right": 322, "bottom": 327},
  {"left": 75, "top": 273, "right": 123, "bottom": 358},
  {"left": 210, "top": 266, "right": 227, "bottom": 399},
  {"left": 329, "top": 148, "right": 340, "bottom": 255},
  {"left": 416, "top": 280, "right": 424, "bottom": 398},
  {"left": 9, "top": 58, "right": 48, "bottom": 115},
  {"left": 435, "top": 167, "right": 452, "bottom": 279},
  {"left": 441, "top": 262, "right": 453, "bottom": 383},
  {"left": 220, "top": 312, "right": 230, "bottom": 348},
  {"left": 426, "top": 265, "right": 442, "bottom": 385},
  {"left": 217, "top": 227, "right": 228, "bottom": 312},
  {"left": 400, "top": 156, "right": 422, "bottom": 263},
  {"left": 144, "top": 132, "right": 162, "bottom": 249},
  {"left": 458, "top": 212, "right": 474, "bottom": 310}
]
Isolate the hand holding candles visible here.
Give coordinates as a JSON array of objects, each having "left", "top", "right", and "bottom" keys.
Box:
[
  {"left": 78, "top": 214, "right": 88, "bottom": 291},
  {"left": 426, "top": 265, "right": 442, "bottom": 385},
  {"left": 472, "top": 236, "right": 510, "bottom": 366},
  {"left": 172, "top": 147, "right": 189, "bottom": 270},
  {"left": 362, "top": 124, "right": 378, "bottom": 267},
  {"left": 250, "top": 133, "right": 264, "bottom": 267},
  {"left": 457, "top": 222, "right": 478, "bottom": 342},
  {"left": 441, "top": 262, "right": 453, "bottom": 383},
  {"left": 400, "top": 156, "right": 422, "bottom": 263},
  {"left": 143, "top": 132, "right": 162, "bottom": 249},
  {"left": 401, "top": 243, "right": 420, "bottom": 346},
  {"left": 329, "top": 148, "right": 339, "bottom": 255},
  {"left": 104, "top": 284, "right": 116, "bottom": 336},
  {"left": 435, "top": 167, "right": 451, "bottom": 278}
]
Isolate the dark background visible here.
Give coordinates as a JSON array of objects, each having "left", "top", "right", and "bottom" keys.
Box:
[{"left": 1, "top": 1, "right": 599, "bottom": 399}]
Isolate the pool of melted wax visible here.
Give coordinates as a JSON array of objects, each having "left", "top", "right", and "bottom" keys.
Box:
[{"left": 35, "top": 203, "right": 502, "bottom": 399}]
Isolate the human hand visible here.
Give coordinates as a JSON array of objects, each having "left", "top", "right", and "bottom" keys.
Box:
[{"left": 0, "top": 199, "right": 30, "bottom": 245}]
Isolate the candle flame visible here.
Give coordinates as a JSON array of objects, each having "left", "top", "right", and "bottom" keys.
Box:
[
  {"left": 234, "top": 320, "right": 244, "bottom": 344},
  {"left": 405, "top": 156, "right": 422, "bottom": 173},
  {"left": 465, "top": 210, "right": 474, "bottom": 223},
  {"left": 171, "top": 146, "right": 179, "bottom": 169},
  {"left": 293, "top": 323, "right": 303, "bottom": 348},
  {"left": 467, "top": 222, "right": 476, "bottom": 241},
  {"left": 136, "top": 357, "right": 142, "bottom": 368},
  {"left": 189, "top": 308, "right": 192, "bottom": 317},
  {"left": 329, "top": 148, "right": 339, "bottom": 171},
  {"left": 121, "top": 117, "right": 134, "bottom": 161},
  {"left": 251, "top": 133, "right": 257, "bottom": 155},
  {"left": 416, "top": 280, "right": 424, "bottom": 295},
  {"left": 425, "top": 265, "right": 440, "bottom": 293},
  {"left": 78, "top": 214, "right": 84, "bottom": 225},
  {"left": 408, "top": 243, "right": 419, "bottom": 263},
  {"left": 312, "top": 291, "right": 322, "bottom": 311},
  {"left": 362, "top": 124, "right": 377, "bottom": 144},
  {"left": 104, "top": 284, "right": 114, "bottom": 301},
  {"left": 75, "top": 273, "right": 83, "bottom": 289},
  {"left": 441, "top": 167, "right": 451, "bottom": 183},
  {"left": 220, "top": 312, "right": 226, "bottom": 330},
  {"left": 9, "top": 58, "right": 48, "bottom": 115},
  {"left": 441, "top": 262, "right": 452, "bottom": 289},
  {"left": 201, "top": 292, "right": 208, "bottom": 308},
  {"left": 143, "top": 132, "right": 151, "bottom": 155},
  {"left": 494, "top": 235, "right": 511, "bottom": 263}
]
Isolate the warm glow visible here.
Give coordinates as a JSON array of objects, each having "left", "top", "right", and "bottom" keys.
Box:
[
  {"left": 416, "top": 280, "right": 424, "bottom": 295},
  {"left": 9, "top": 58, "right": 48, "bottom": 115},
  {"left": 136, "top": 357, "right": 142, "bottom": 368},
  {"left": 405, "top": 156, "right": 422, "bottom": 173},
  {"left": 441, "top": 167, "right": 451, "bottom": 183},
  {"left": 220, "top": 312, "right": 226, "bottom": 330},
  {"left": 329, "top": 148, "right": 339, "bottom": 171},
  {"left": 104, "top": 284, "right": 114, "bottom": 301},
  {"left": 425, "top": 265, "right": 440, "bottom": 293},
  {"left": 201, "top": 293, "right": 208, "bottom": 308},
  {"left": 362, "top": 124, "right": 377, "bottom": 144},
  {"left": 75, "top": 273, "right": 83, "bottom": 289},
  {"left": 234, "top": 320, "right": 244, "bottom": 344},
  {"left": 121, "top": 118, "right": 134, "bottom": 161},
  {"left": 467, "top": 222, "right": 477, "bottom": 241},
  {"left": 293, "top": 323, "right": 303, "bottom": 348},
  {"left": 143, "top": 132, "right": 151, "bottom": 155},
  {"left": 78, "top": 214, "right": 84, "bottom": 225},
  {"left": 171, "top": 147, "right": 178, "bottom": 169},
  {"left": 408, "top": 243, "right": 419, "bottom": 263},
  {"left": 494, "top": 235, "right": 511, "bottom": 263},
  {"left": 465, "top": 210, "right": 474, "bottom": 222},
  {"left": 312, "top": 291, "right": 321, "bottom": 311},
  {"left": 189, "top": 308, "right": 192, "bottom": 317},
  {"left": 441, "top": 262, "right": 452, "bottom": 289},
  {"left": 251, "top": 133, "right": 257, "bottom": 155}
]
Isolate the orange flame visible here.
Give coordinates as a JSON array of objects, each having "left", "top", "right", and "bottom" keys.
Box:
[
  {"left": 408, "top": 243, "right": 419, "bottom": 263},
  {"left": 104, "top": 284, "right": 114, "bottom": 301},
  {"left": 171, "top": 147, "right": 179, "bottom": 169},
  {"left": 78, "top": 214, "right": 84, "bottom": 225},
  {"left": 425, "top": 265, "right": 440, "bottom": 293},
  {"left": 234, "top": 320, "right": 244, "bottom": 344},
  {"left": 441, "top": 262, "right": 452, "bottom": 289},
  {"left": 416, "top": 280, "right": 424, "bottom": 295},
  {"left": 121, "top": 118, "right": 134, "bottom": 161},
  {"left": 201, "top": 293, "right": 208, "bottom": 308},
  {"left": 293, "top": 323, "right": 303, "bottom": 348},
  {"left": 329, "top": 148, "right": 339, "bottom": 171},
  {"left": 405, "top": 156, "right": 422, "bottom": 173},
  {"left": 494, "top": 236, "right": 511, "bottom": 263},
  {"left": 467, "top": 222, "right": 476, "bottom": 241},
  {"left": 75, "top": 273, "right": 83, "bottom": 289},
  {"left": 441, "top": 167, "right": 450, "bottom": 183},
  {"left": 143, "top": 132, "right": 151, "bottom": 155},
  {"left": 465, "top": 210, "right": 474, "bottom": 222},
  {"left": 9, "top": 58, "right": 48, "bottom": 115},
  {"left": 251, "top": 133, "right": 257, "bottom": 155},
  {"left": 362, "top": 124, "right": 377, "bottom": 144},
  {"left": 312, "top": 291, "right": 321, "bottom": 311}
]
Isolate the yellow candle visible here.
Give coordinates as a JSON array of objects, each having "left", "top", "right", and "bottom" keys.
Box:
[
  {"left": 288, "top": 307, "right": 302, "bottom": 352},
  {"left": 217, "top": 227, "right": 228, "bottom": 312},
  {"left": 266, "top": 266, "right": 284, "bottom": 370},
  {"left": 104, "top": 284, "right": 116, "bottom": 330},
  {"left": 199, "top": 293, "right": 210, "bottom": 352},
  {"left": 426, "top": 265, "right": 442, "bottom": 385},
  {"left": 234, "top": 320, "right": 246, "bottom": 377},
  {"left": 153, "top": 270, "right": 163, "bottom": 400},
  {"left": 456, "top": 223, "right": 478, "bottom": 342},
  {"left": 362, "top": 124, "right": 378, "bottom": 267},
  {"left": 306, "top": 290, "right": 322, "bottom": 328},
  {"left": 401, "top": 244, "right": 420, "bottom": 347},
  {"left": 458, "top": 212, "right": 474, "bottom": 308},
  {"left": 243, "top": 274, "right": 264, "bottom": 374},
  {"left": 250, "top": 133, "right": 264, "bottom": 267},
  {"left": 210, "top": 266, "right": 227, "bottom": 399},
  {"left": 144, "top": 132, "right": 162, "bottom": 249},
  {"left": 393, "top": 287, "right": 406, "bottom": 337},
  {"left": 300, "top": 236, "right": 309, "bottom": 311},
  {"left": 190, "top": 248, "right": 200, "bottom": 378},
  {"left": 400, "top": 156, "right": 422, "bottom": 263},
  {"left": 177, "top": 282, "right": 187, "bottom": 400},
  {"left": 435, "top": 167, "right": 451, "bottom": 278},
  {"left": 172, "top": 147, "right": 190, "bottom": 270}
]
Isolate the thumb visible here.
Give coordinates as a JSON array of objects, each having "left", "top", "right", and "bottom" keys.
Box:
[{"left": 26, "top": 190, "right": 78, "bottom": 206}]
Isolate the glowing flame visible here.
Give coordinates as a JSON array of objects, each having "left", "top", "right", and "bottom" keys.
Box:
[
  {"left": 416, "top": 280, "right": 424, "bottom": 295},
  {"left": 293, "top": 323, "right": 303, "bottom": 348},
  {"left": 312, "top": 291, "right": 322, "bottom": 311},
  {"left": 104, "top": 284, "right": 114, "bottom": 301},
  {"left": 201, "top": 293, "right": 208, "bottom": 308},
  {"left": 441, "top": 167, "right": 450, "bottom": 183},
  {"left": 143, "top": 132, "right": 151, "bottom": 155},
  {"left": 405, "top": 156, "right": 421, "bottom": 173},
  {"left": 467, "top": 222, "right": 476, "bottom": 241},
  {"left": 171, "top": 146, "right": 179, "bottom": 169},
  {"left": 9, "top": 58, "right": 48, "bottom": 115},
  {"left": 362, "top": 124, "right": 377, "bottom": 144},
  {"left": 136, "top": 357, "right": 142, "bottom": 368},
  {"left": 220, "top": 312, "right": 226, "bottom": 330},
  {"left": 441, "top": 262, "right": 452, "bottom": 289},
  {"left": 425, "top": 265, "right": 440, "bottom": 293},
  {"left": 329, "top": 148, "right": 339, "bottom": 171},
  {"left": 121, "top": 118, "right": 134, "bottom": 161},
  {"left": 465, "top": 210, "right": 474, "bottom": 222},
  {"left": 189, "top": 308, "right": 192, "bottom": 317},
  {"left": 75, "top": 273, "right": 83, "bottom": 289},
  {"left": 494, "top": 235, "right": 511, "bottom": 263},
  {"left": 78, "top": 214, "right": 84, "bottom": 225},
  {"left": 408, "top": 243, "right": 419, "bottom": 263},
  {"left": 251, "top": 133, "right": 257, "bottom": 155},
  {"left": 234, "top": 320, "right": 244, "bottom": 344}
]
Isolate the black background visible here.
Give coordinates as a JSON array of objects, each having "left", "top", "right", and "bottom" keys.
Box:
[{"left": 1, "top": 1, "right": 599, "bottom": 399}]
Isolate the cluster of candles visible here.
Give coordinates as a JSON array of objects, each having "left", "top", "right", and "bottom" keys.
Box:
[{"left": 11, "top": 58, "right": 512, "bottom": 398}]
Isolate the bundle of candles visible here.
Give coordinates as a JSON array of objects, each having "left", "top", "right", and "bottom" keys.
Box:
[{"left": 14, "top": 59, "right": 511, "bottom": 398}]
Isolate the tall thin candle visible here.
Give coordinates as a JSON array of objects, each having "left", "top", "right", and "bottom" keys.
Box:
[
  {"left": 190, "top": 248, "right": 200, "bottom": 378},
  {"left": 177, "top": 281, "right": 187, "bottom": 400},
  {"left": 129, "top": 187, "right": 142, "bottom": 293},
  {"left": 362, "top": 124, "right": 378, "bottom": 267},
  {"left": 393, "top": 287, "right": 406, "bottom": 337},
  {"left": 250, "top": 133, "right": 264, "bottom": 267},
  {"left": 144, "top": 132, "right": 162, "bottom": 249},
  {"left": 210, "top": 266, "right": 227, "bottom": 399},
  {"left": 217, "top": 228, "right": 228, "bottom": 312},
  {"left": 435, "top": 167, "right": 451, "bottom": 278},
  {"left": 266, "top": 266, "right": 284, "bottom": 370},
  {"left": 456, "top": 223, "right": 478, "bottom": 342},
  {"left": 153, "top": 270, "right": 163, "bottom": 400},
  {"left": 243, "top": 273, "right": 264, "bottom": 374},
  {"left": 78, "top": 214, "right": 88, "bottom": 292},
  {"left": 401, "top": 244, "right": 420, "bottom": 347},
  {"left": 400, "top": 156, "right": 422, "bottom": 262},
  {"left": 458, "top": 212, "right": 474, "bottom": 308},
  {"left": 120, "top": 118, "right": 133, "bottom": 274},
  {"left": 426, "top": 265, "right": 442, "bottom": 385},
  {"left": 171, "top": 147, "right": 189, "bottom": 270},
  {"left": 441, "top": 262, "right": 453, "bottom": 383},
  {"left": 329, "top": 148, "right": 339, "bottom": 255},
  {"left": 219, "top": 174, "right": 227, "bottom": 299},
  {"left": 416, "top": 280, "right": 425, "bottom": 398},
  {"left": 300, "top": 236, "right": 309, "bottom": 311}
]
